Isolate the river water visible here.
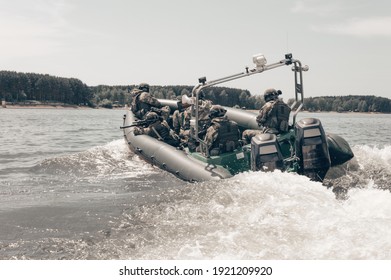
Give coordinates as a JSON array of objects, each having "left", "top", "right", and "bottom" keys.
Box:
[{"left": 0, "top": 108, "right": 390, "bottom": 260}]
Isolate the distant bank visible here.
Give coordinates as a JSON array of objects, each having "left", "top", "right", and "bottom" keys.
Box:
[
  {"left": 1, "top": 101, "right": 126, "bottom": 110},
  {"left": 1, "top": 70, "right": 391, "bottom": 112}
]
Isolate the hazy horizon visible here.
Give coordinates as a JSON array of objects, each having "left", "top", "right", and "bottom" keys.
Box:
[{"left": 1, "top": 0, "right": 390, "bottom": 99}]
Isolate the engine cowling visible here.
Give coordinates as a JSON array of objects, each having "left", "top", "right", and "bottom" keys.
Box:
[
  {"left": 251, "top": 133, "right": 284, "bottom": 172},
  {"left": 295, "top": 118, "right": 331, "bottom": 181}
]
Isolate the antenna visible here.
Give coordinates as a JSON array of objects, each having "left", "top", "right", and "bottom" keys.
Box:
[{"left": 286, "top": 32, "right": 289, "bottom": 53}]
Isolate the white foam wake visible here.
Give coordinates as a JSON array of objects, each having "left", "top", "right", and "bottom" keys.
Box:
[{"left": 117, "top": 170, "right": 391, "bottom": 259}]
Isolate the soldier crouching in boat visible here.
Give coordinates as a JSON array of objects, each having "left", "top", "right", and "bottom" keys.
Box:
[
  {"left": 256, "top": 88, "right": 291, "bottom": 134},
  {"left": 202, "top": 105, "right": 241, "bottom": 156},
  {"left": 242, "top": 88, "right": 291, "bottom": 144},
  {"left": 171, "top": 100, "right": 192, "bottom": 147},
  {"left": 133, "top": 112, "right": 181, "bottom": 147},
  {"left": 130, "top": 83, "right": 170, "bottom": 121},
  {"left": 172, "top": 100, "right": 191, "bottom": 135}
]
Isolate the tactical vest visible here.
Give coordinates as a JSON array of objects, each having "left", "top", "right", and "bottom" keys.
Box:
[
  {"left": 131, "top": 91, "right": 151, "bottom": 118},
  {"left": 263, "top": 100, "right": 291, "bottom": 133},
  {"left": 212, "top": 118, "right": 240, "bottom": 153}
]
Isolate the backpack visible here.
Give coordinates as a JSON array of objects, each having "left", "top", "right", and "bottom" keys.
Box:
[
  {"left": 213, "top": 118, "right": 241, "bottom": 153},
  {"left": 131, "top": 90, "right": 143, "bottom": 114},
  {"left": 264, "top": 100, "right": 291, "bottom": 133}
]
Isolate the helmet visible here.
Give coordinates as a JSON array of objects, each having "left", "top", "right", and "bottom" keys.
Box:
[
  {"left": 263, "top": 88, "right": 281, "bottom": 102},
  {"left": 145, "top": 112, "right": 159, "bottom": 122},
  {"left": 209, "top": 105, "right": 227, "bottom": 118},
  {"left": 138, "top": 83, "right": 150, "bottom": 92}
]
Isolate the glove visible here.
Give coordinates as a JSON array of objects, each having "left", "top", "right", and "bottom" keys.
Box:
[{"left": 133, "top": 127, "right": 143, "bottom": 135}]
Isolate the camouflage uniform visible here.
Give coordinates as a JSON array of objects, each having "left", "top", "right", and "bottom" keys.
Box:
[
  {"left": 196, "top": 99, "right": 213, "bottom": 127},
  {"left": 134, "top": 113, "right": 180, "bottom": 147},
  {"left": 256, "top": 99, "right": 291, "bottom": 133},
  {"left": 172, "top": 109, "right": 191, "bottom": 135},
  {"left": 242, "top": 129, "right": 262, "bottom": 145},
  {"left": 203, "top": 115, "right": 241, "bottom": 156},
  {"left": 174, "top": 99, "right": 212, "bottom": 152},
  {"left": 131, "top": 87, "right": 162, "bottom": 120},
  {"left": 159, "top": 105, "right": 171, "bottom": 121},
  {"left": 256, "top": 88, "right": 291, "bottom": 134}
]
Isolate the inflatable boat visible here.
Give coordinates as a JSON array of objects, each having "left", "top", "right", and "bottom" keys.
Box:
[{"left": 122, "top": 53, "right": 354, "bottom": 182}]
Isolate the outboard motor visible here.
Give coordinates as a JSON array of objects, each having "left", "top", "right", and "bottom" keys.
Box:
[
  {"left": 295, "top": 118, "right": 331, "bottom": 181},
  {"left": 251, "top": 133, "right": 284, "bottom": 172}
]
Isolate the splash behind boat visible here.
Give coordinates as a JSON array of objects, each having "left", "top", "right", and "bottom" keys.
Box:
[{"left": 122, "top": 53, "right": 354, "bottom": 182}]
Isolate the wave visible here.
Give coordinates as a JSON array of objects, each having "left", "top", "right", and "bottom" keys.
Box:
[
  {"left": 32, "top": 139, "right": 158, "bottom": 181},
  {"left": 33, "top": 140, "right": 391, "bottom": 191},
  {"left": 99, "top": 170, "right": 391, "bottom": 260},
  {"left": 102, "top": 144, "right": 391, "bottom": 260},
  {"left": 8, "top": 170, "right": 391, "bottom": 260},
  {"left": 11, "top": 144, "right": 391, "bottom": 260},
  {"left": 324, "top": 145, "right": 391, "bottom": 197}
]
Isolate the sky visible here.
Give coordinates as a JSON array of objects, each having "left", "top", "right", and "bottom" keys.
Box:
[{"left": 1, "top": 0, "right": 391, "bottom": 99}]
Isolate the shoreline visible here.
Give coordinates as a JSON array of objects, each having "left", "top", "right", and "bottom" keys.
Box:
[{"left": 1, "top": 104, "right": 127, "bottom": 110}]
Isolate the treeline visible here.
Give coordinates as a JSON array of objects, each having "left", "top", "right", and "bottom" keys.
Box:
[
  {"left": 300, "top": 96, "right": 391, "bottom": 113},
  {"left": 90, "top": 84, "right": 260, "bottom": 109},
  {"left": 1, "top": 70, "right": 391, "bottom": 112},
  {"left": 0, "top": 71, "right": 92, "bottom": 105},
  {"left": 0, "top": 71, "right": 259, "bottom": 109}
]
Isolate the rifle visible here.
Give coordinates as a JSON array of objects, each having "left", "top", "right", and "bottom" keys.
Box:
[
  {"left": 150, "top": 107, "right": 163, "bottom": 114},
  {"left": 120, "top": 118, "right": 157, "bottom": 129}
]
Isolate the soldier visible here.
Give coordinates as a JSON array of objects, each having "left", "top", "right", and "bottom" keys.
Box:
[
  {"left": 195, "top": 92, "right": 213, "bottom": 128},
  {"left": 172, "top": 100, "right": 191, "bottom": 135},
  {"left": 175, "top": 93, "right": 213, "bottom": 152},
  {"left": 130, "top": 83, "right": 170, "bottom": 120},
  {"left": 133, "top": 112, "right": 180, "bottom": 147},
  {"left": 256, "top": 88, "right": 291, "bottom": 134},
  {"left": 202, "top": 105, "right": 241, "bottom": 156}
]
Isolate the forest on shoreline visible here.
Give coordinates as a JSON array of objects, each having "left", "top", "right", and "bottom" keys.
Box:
[{"left": 1, "top": 70, "right": 391, "bottom": 113}]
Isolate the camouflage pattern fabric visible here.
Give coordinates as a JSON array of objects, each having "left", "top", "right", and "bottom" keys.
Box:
[
  {"left": 256, "top": 100, "right": 275, "bottom": 127},
  {"left": 242, "top": 129, "right": 262, "bottom": 145},
  {"left": 138, "top": 92, "right": 161, "bottom": 107},
  {"left": 159, "top": 105, "right": 170, "bottom": 121},
  {"left": 134, "top": 119, "right": 180, "bottom": 147},
  {"left": 256, "top": 99, "right": 290, "bottom": 133},
  {"left": 198, "top": 99, "right": 213, "bottom": 121},
  {"left": 172, "top": 109, "right": 191, "bottom": 134},
  {"left": 131, "top": 90, "right": 162, "bottom": 119},
  {"left": 203, "top": 116, "right": 240, "bottom": 155}
]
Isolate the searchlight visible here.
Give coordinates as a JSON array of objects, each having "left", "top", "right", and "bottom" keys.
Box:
[{"left": 252, "top": 53, "right": 267, "bottom": 70}]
